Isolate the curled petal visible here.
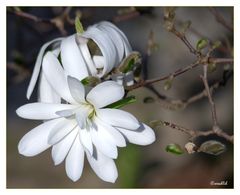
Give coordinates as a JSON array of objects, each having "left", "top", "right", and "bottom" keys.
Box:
[
  {"left": 83, "top": 27, "right": 117, "bottom": 77},
  {"left": 87, "top": 81, "right": 124, "bottom": 108},
  {"left": 42, "top": 52, "right": 77, "bottom": 104},
  {"left": 27, "top": 37, "right": 63, "bottom": 99},
  {"left": 38, "top": 72, "right": 61, "bottom": 103},
  {"left": 61, "top": 35, "right": 89, "bottom": 80}
]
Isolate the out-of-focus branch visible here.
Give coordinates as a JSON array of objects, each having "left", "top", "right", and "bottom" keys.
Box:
[
  {"left": 208, "top": 7, "right": 233, "bottom": 32},
  {"left": 153, "top": 120, "right": 233, "bottom": 144},
  {"left": 8, "top": 7, "right": 75, "bottom": 35},
  {"left": 7, "top": 62, "right": 31, "bottom": 84}
]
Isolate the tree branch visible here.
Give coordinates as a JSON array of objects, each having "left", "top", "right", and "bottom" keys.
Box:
[
  {"left": 154, "top": 120, "right": 233, "bottom": 143},
  {"left": 208, "top": 7, "right": 233, "bottom": 32},
  {"left": 127, "top": 57, "right": 233, "bottom": 91}
]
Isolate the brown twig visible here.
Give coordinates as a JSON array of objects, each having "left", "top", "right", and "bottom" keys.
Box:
[
  {"left": 8, "top": 7, "right": 74, "bottom": 35},
  {"left": 208, "top": 7, "right": 233, "bottom": 32},
  {"left": 200, "top": 65, "right": 218, "bottom": 127},
  {"left": 154, "top": 120, "right": 233, "bottom": 143},
  {"left": 127, "top": 57, "right": 233, "bottom": 91}
]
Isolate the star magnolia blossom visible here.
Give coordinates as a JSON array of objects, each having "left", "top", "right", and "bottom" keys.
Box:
[
  {"left": 27, "top": 21, "right": 132, "bottom": 103},
  {"left": 17, "top": 52, "right": 156, "bottom": 183}
]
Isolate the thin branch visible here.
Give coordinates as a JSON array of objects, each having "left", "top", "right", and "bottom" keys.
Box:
[
  {"left": 8, "top": 7, "right": 74, "bottom": 35},
  {"left": 200, "top": 65, "right": 218, "bottom": 127},
  {"left": 170, "top": 27, "right": 201, "bottom": 57},
  {"left": 208, "top": 7, "right": 233, "bottom": 32},
  {"left": 156, "top": 120, "right": 233, "bottom": 143},
  {"left": 126, "top": 57, "right": 233, "bottom": 91}
]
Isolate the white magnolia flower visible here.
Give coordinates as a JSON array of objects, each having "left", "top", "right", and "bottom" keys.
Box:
[
  {"left": 27, "top": 21, "right": 132, "bottom": 103},
  {"left": 17, "top": 52, "right": 155, "bottom": 183}
]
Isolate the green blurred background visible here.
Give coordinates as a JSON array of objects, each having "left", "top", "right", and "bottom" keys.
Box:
[{"left": 7, "top": 7, "right": 233, "bottom": 188}]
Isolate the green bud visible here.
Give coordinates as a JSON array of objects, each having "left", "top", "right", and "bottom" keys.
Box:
[
  {"left": 75, "top": 16, "right": 84, "bottom": 34},
  {"left": 81, "top": 76, "right": 100, "bottom": 87},
  {"left": 196, "top": 38, "right": 208, "bottom": 51},
  {"left": 166, "top": 143, "right": 184, "bottom": 155}
]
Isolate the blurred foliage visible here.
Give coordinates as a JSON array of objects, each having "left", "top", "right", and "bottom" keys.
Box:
[{"left": 116, "top": 144, "right": 141, "bottom": 188}]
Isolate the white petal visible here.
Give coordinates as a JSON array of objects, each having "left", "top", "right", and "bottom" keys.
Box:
[
  {"left": 42, "top": 52, "right": 77, "bottom": 104},
  {"left": 97, "top": 23, "right": 124, "bottom": 63},
  {"left": 51, "top": 128, "right": 78, "bottom": 165},
  {"left": 86, "top": 149, "right": 118, "bottom": 183},
  {"left": 48, "top": 119, "right": 77, "bottom": 145},
  {"left": 16, "top": 103, "right": 77, "bottom": 120},
  {"left": 18, "top": 118, "right": 63, "bottom": 157},
  {"left": 67, "top": 76, "right": 85, "bottom": 103},
  {"left": 90, "top": 124, "right": 118, "bottom": 159},
  {"left": 83, "top": 27, "right": 116, "bottom": 77},
  {"left": 95, "top": 117, "right": 126, "bottom": 147},
  {"left": 38, "top": 72, "right": 61, "bottom": 103},
  {"left": 27, "top": 37, "right": 63, "bottom": 99},
  {"left": 117, "top": 124, "right": 156, "bottom": 145},
  {"left": 75, "top": 109, "right": 88, "bottom": 129},
  {"left": 61, "top": 34, "right": 89, "bottom": 80},
  {"left": 78, "top": 37, "right": 98, "bottom": 75},
  {"left": 79, "top": 129, "right": 93, "bottom": 155},
  {"left": 93, "top": 55, "right": 104, "bottom": 69},
  {"left": 97, "top": 108, "right": 140, "bottom": 130},
  {"left": 87, "top": 81, "right": 124, "bottom": 108},
  {"left": 65, "top": 134, "right": 85, "bottom": 182},
  {"left": 99, "top": 21, "right": 132, "bottom": 56}
]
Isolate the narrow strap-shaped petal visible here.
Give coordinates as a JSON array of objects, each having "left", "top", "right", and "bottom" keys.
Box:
[
  {"left": 48, "top": 119, "right": 77, "bottom": 145},
  {"left": 79, "top": 129, "right": 93, "bottom": 155},
  {"left": 27, "top": 37, "right": 63, "bottom": 99},
  {"left": 83, "top": 27, "right": 117, "bottom": 77},
  {"left": 65, "top": 134, "right": 85, "bottom": 182},
  {"left": 96, "top": 108, "right": 140, "bottom": 130},
  {"left": 18, "top": 118, "right": 63, "bottom": 157},
  {"left": 38, "top": 72, "right": 61, "bottom": 103},
  {"left": 16, "top": 103, "right": 78, "bottom": 120},
  {"left": 116, "top": 124, "right": 156, "bottom": 145},
  {"left": 86, "top": 81, "right": 124, "bottom": 108},
  {"left": 67, "top": 76, "right": 85, "bottom": 103},
  {"left": 61, "top": 34, "right": 89, "bottom": 80},
  {"left": 96, "top": 23, "right": 124, "bottom": 64},
  {"left": 78, "top": 37, "right": 98, "bottom": 76},
  {"left": 98, "top": 21, "right": 132, "bottom": 56},
  {"left": 42, "top": 51, "right": 77, "bottom": 104},
  {"left": 51, "top": 128, "right": 78, "bottom": 165},
  {"left": 86, "top": 148, "right": 118, "bottom": 183}
]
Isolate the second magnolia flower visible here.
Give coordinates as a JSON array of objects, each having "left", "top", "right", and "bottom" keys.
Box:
[{"left": 27, "top": 21, "right": 133, "bottom": 102}]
